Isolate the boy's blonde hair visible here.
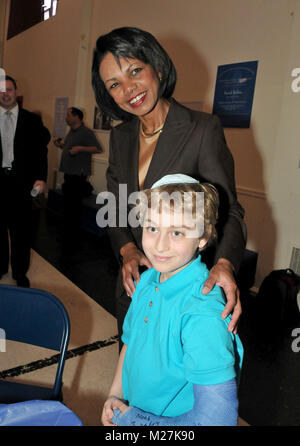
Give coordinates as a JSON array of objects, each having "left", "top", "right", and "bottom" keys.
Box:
[{"left": 137, "top": 182, "right": 219, "bottom": 248}]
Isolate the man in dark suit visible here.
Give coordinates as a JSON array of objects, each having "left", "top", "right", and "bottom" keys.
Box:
[{"left": 0, "top": 75, "right": 48, "bottom": 287}]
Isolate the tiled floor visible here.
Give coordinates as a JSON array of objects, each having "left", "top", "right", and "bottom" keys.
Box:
[{"left": 1, "top": 207, "right": 299, "bottom": 426}]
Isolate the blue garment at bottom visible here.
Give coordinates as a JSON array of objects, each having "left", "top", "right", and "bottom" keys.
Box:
[
  {"left": 112, "top": 378, "right": 238, "bottom": 426},
  {"left": 0, "top": 400, "right": 83, "bottom": 426}
]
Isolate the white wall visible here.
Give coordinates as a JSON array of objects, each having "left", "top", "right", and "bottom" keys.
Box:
[
  {"left": 2, "top": 0, "right": 300, "bottom": 287},
  {"left": 2, "top": 0, "right": 97, "bottom": 189},
  {"left": 268, "top": 2, "right": 300, "bottom": 276}
]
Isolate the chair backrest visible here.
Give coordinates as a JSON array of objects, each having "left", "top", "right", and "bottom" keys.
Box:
[{"left": 0, "top": 285, "right": 70, "bottom": 398}]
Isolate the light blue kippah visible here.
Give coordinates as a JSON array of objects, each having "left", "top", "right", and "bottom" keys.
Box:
[{"left": 151, "top": 174, "right": 199, "bottom": 189}]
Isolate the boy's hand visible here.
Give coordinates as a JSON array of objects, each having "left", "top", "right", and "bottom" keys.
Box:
[
  {"left": 101, "top": 396, "right": 119, "bottom": 426},
  {"left": 102, "top": 396, "right": 130, "bottom": 426},
  {"left": 112, "top": 398, "right": 130, "bottom": 415}
]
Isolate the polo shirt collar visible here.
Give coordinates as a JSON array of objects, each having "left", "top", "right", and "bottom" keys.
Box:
[{"left": 150, "top": 255, "right": 207, "bottom": 297}]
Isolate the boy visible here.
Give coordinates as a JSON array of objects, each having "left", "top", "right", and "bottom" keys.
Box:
[{"left": 102, "top": 174, "right": 243, "bottom": 426}]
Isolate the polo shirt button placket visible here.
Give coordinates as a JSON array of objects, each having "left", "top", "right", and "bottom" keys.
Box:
[{"left": 145, "top": 287, "right": 157, "bottom": 323}]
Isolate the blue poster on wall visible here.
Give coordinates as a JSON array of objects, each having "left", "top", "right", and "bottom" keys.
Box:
[{"left": 212, "top": 61, "right": 258, "bottom": 128}]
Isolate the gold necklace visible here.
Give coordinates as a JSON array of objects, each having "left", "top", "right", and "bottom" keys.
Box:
[{"left": 140, "top": 123, "right": 164, "bottom": 138}]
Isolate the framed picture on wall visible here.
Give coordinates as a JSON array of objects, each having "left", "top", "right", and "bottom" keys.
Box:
[
  {"left": 93, "top": 106, "right": 113, "bottom": 132},
  {"left": 212, "top": 60, "right": 258, "bottom": 128}
]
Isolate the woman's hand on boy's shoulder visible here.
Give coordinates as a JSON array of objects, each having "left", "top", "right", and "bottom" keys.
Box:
[
  {"left": 201, "top": 258, "right": 241, "bottom": 334},
  {"left": 120, "top": 242, "right": 152, "bottom": 297}
]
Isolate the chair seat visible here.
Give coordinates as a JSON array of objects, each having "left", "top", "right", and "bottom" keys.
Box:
[
  {"left": 0, "top": 400, "right": 83, "bottom": 426},
  {"left": 0, "top": 379, "right": 61, "bottom": 404}
]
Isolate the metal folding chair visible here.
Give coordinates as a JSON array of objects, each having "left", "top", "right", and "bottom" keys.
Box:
[{"left": 0, "top": 285, "right": 70, "bottom": 403}]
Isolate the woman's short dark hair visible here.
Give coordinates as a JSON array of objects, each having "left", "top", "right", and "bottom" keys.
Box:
[{"left": 92, "top": 27, "right": 177, "bottom": 121}]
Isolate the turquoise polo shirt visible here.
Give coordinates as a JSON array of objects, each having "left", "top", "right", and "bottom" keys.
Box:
[{"left": 121, "top": 256, "right": 243, "bottom": 417}]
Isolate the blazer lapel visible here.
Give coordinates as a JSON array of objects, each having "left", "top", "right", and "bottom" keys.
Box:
[
  {"left": 143, "top": 99, "right": 196, "bottom": 189},
  {"left": 13, "top": 109, "right": 24, "bottom": 156},
  {"left": 117, "top": 118, "right": 140, "bottom": 192}
]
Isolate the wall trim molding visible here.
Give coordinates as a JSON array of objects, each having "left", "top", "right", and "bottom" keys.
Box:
[
  {"left": 237, "top": 185, "right": 266, "bottom": 200},
  {"left": 88, "top": 170, "right": 267, "bottom": 200},
  {"left": 93, "top": 156, "right": 108, "bottom": 165}
]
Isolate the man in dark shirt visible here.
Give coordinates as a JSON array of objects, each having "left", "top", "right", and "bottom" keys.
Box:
[{"left": 54, "top": 107, "right": 102, "bottom": 247}]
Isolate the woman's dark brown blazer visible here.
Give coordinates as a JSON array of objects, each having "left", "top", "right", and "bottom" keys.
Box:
[{"left": 106, "top": 98, "right": 246, "bottom": 277}]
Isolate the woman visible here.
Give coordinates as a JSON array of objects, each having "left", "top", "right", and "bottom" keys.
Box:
[{"left": 92, "top": 27, "right": 246, "bottom": 338}]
